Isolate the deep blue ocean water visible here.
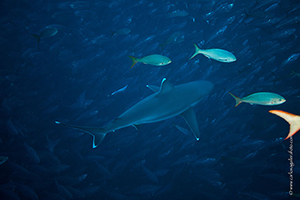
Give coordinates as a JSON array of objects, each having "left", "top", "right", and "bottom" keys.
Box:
[{"left": 1, "top": 0, "right": 300, "bottom": 199}]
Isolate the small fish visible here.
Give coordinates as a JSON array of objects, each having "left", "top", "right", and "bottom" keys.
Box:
[
  {"left": 229, "top": 92, "right": 286, "bottom": 107},
  {"left": 269, "top": 110, "right": 300, "bottom": 140},
  {"left": 111, "top": 28, "right": 131, "bottom": 36},
  {"left": 128, "top": 54, "right": 171, "bottom": 68},
  {"left": 0, "top": 156, "right": 8, "bottom": 165},
  {"left": 111, "top": 85, "right": 128, "bottom": 96},
  {"left": 159, "top": 32, "right": 181, "bottom": 49},
  {"left": 281, "top": 53, "right": 300, "bottom": 67},
  {"left": 24, "top": 143, "right": 40, "bottom": 163},
  {"left": 31, "top": 27, "right": 58, "bottom": 45},
  {"left": 169, "top": 10, "right": 189, "bottom": 18},
  {"left": 190, "top": 44, "right": 236, "bottom": 63}
]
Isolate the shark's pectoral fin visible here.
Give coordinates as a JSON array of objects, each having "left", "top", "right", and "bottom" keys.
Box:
[
  {"left": 92, "top": 131, "right": 107, "bottom": 148},
  {"left": 179, "top": 108, "right": 200, "bottom": 140},
  {"left": 55, "top": 121, "right": 107, "bottom": 148},
  {"left": 146, "top": 85, "right": 160, "bottom": 93}
]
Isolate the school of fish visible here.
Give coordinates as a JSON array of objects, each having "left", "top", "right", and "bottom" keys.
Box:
[{"left": 1, "top": 0, "right": 300, "bottom": 199}]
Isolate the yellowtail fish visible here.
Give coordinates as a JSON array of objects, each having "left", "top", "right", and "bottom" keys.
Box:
[
  {"left": 31, "top": 27, "right": 58, "bottom": 45},
  {"left": 128, "top": 54, "right": 171, "bottom": 68},
  {"left": 190, "top": 44, "right": 236, "bottom": 63},
  {"left": 228, "top": 92, "right": 286, "bottom": 107},
  {"left": 269, "top": 110, "right": 300, "bottom": 140}
]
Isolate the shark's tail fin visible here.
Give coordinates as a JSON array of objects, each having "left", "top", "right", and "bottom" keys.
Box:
[
  {"left": 228, "top": 92, "right": 242, "bottom": 107},
  {"left": 55, "top": 121, "right": 107, "bottom": 148},
  {"left": 189, "top": 44, "right": 201, "bottom": 60},
  {"left": 269, "top": 110, "right": 300, "bottom": 140}
]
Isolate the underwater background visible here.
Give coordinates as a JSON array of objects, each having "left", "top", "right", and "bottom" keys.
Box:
[{"left": 1, "top": 0, "right": 300, "bottom": 199}]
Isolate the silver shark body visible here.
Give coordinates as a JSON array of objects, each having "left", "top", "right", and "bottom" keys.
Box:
[{"left": 56, "top": 78, "right": 214, "bottom": 148}]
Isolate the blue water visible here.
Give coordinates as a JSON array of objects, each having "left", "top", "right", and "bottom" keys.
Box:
[{"left": 1, "top": 0, "right": 300, "bottom": 199}]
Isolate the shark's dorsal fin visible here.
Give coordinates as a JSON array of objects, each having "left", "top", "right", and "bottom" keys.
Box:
[
  {"left": 146, "top": 85, "right": 160, "bottom": 93},
  {"left": 158, "top": 78, "right": 174, "bottom": 95}
]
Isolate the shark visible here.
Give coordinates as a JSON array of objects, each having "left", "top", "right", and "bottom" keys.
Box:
[{"left": 55, "top": 78, "right": 214, "bottom": 148}]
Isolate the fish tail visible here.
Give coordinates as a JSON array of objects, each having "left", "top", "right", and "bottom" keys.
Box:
[
  {"left": 228, "top": 92, "right": 242, "bottom": 107},
  {"left": 269, "top": 110, "right": 300, "bottom": 140},
  {"left": 291, "top": 69, "right": 296, "bottom": 75},
  {"left": 128, "top": 56, "right": 139, "bottom": 68},
  {"left": 189, "top": 44, "right": 201, "bottom": 60},
  {"left": 159, "top": 44, "right": 164, "bottom": 51},
  {"left": 30, "top": 34, "right": 41, "bottom": 45},
  {"left": 109, "top": 31, "right": 115, "bottom": 36},
  {"left": 55, "top": 121, "right": 107, "bottom": 148}
]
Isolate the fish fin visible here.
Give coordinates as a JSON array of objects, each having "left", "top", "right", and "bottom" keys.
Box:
[
  {"left": 159, "top": 44, "right": 164, "bottom": 51},
  {"left": 55, "top": 121, "right": 107, "bottom": 148},
  {"left": 112, "top": 117, "right": 122, "bottom": 123},
  {"left": 180, "top": 107, "right": 200, "bottom": 140},
  {"left": 291, "top": 69, "right": 296, "bottom": 75},
  {"left": 189, "top": 44, "right": 201, "bottom": 60},
  {"left": 237, "top": 70, "right": 242, "bottom": 76},
  {"left": 175, "top": 124, "right": 192, "bottom": 136},
  {"left": 157, "top": 78, "right": 174, "bottom": 95},
  {"left": 30, "top": 34, "right": 41, "bottom": 45},
  {"left": 110, "top": 31, "right": 116, "bottom": 36},
  {"left": 132, "top": 125, "right": 139, "bottom": 131},
  {"left": 128, "top": 56, "right": 139, "bottom": 68},
  {"left": 269, "top": 110, "right": 300, "bottom": 140},
  {"left": 146, "top": 84, "right": 160, "bottom": 93},
  {"left": 228, "top": 92, "right": 242, "bottom": 107}
]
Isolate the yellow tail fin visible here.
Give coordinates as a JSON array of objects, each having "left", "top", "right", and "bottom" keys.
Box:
[
  {"left": 128, "top": 56, "right": 138, "bottom": 68},
  {"left": 269, "top": 110, "right": 300, "bottom": 140},
  {"left": 228, "top": 92, "right": 242, "bottom": 107},
  {"left": 189, "top": 44, "right": 200, "bottom": 60}
]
